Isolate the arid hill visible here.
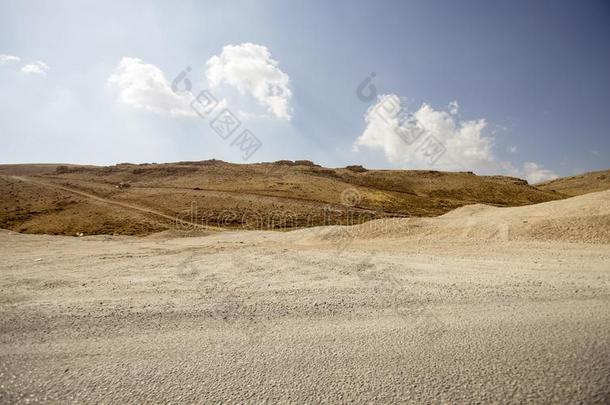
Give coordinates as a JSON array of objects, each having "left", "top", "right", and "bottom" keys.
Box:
[
  {"left": 537, "top": 169, "right": 610, "bottom": 196},
  {"left": 0, "top": 160, "right": 567, "bottom": 236}
]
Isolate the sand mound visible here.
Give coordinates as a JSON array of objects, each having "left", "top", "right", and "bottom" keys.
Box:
[{"left": 290, "top": 190, "right": 610, "bottom": 244}]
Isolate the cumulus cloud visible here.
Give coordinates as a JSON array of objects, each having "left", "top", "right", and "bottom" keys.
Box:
[
  {"left": 354, "top": 94, "right": 558, "bottom": 183},
  {"left": 205, "top": 43, "right": 292, "bottom": 120},
  {"left": 21, "top": 61, "right": 49, "bottom": 76},
  {"left": 1, "top": 55, "right": 51, "bottom": 77},
  {"left": 448, "top": 100, "right": 459, "bottom": 115},
  {"left": 521, "top": 162, "right": 558, "bottom": 184},
  {"left": 355, "top": 94, "right": 495, "bottom": 171},
  {"left": 0, "top": 54, "right": 21, "bottom": 65},
  {"left": 107, "top": 57, "right": 194, "bottom": 116}
]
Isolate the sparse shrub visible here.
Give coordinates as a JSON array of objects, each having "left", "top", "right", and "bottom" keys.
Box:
[
  {"left": 345, "top": 165, "right": 367, "bottom": 173},
  {"left": 294, "top": 160, "right": 319, "bottom": 167},
  {"left": 273, "top": 160, "right": 295, "bottom": 166}
]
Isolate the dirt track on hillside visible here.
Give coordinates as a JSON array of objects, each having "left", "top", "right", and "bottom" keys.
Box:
[
  {"left": 10, "top": 176, "right": 219, "bottom": 231},
  {"left": 0, "top": 161, "right": 565, "bottom": 236}
]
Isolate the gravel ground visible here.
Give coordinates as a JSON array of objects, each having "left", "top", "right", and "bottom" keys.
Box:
[{"left": 0, "top": 229, "right": 609, "bottom": 403}]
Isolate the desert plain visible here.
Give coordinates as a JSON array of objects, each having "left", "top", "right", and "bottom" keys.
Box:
[{"left": 0, "top": 163, "right": 609, "bottom": 403}]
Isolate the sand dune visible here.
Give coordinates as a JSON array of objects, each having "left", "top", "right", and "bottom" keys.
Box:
[{"left": 290, "top": 189, "right": 610, "bottom": 245}]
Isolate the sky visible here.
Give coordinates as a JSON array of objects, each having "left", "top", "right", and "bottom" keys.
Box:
[{"left": 1, "top": 0, "right": 609, "bottom": 183}]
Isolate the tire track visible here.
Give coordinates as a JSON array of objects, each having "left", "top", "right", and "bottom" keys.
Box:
[{"left": 10, "top": 176, "right": 223, "bottom": 231}]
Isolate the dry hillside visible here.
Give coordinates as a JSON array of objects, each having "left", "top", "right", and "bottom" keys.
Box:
[
  {"left": 537, "top": 169, "right": 610, "bottom": 196},
  {"left": 0, "top": 160, "right": 564, "bottom": 236}
]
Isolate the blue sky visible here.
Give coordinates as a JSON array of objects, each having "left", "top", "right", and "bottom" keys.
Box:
[{"left": 0, "top": 0, "right": 609, "bottom": 182}]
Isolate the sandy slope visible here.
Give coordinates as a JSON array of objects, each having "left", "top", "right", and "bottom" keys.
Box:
[
  {"left": 283, "top": 189, "right": 610, "bottom": 249},
  {"left": 0, "top": 192, "right": 609, "bottom": 403}
]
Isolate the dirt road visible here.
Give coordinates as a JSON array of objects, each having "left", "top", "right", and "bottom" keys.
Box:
[
  {"left": 1, "top": 227, "right": 608, "bottom": 403},
  {"left": 9, "top": 176, "right": 221, "bottom": 231}
]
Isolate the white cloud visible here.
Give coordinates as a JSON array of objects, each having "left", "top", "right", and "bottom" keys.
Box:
[
  {"left": 107, "top": 47, "right": 292, "bottom": 121},
  {"left": 521, "top": 162, "right": 559, "bottom": 184},
  {"left": 0, "top": 54, "right": 21, "bottom": 65},
  {"left": 21, "top": 61, "right": 49, "bottom": 76},
  {"left": 354, "top": 94, "right": 558, "bottom": 184},
  {"left": 107, "top": 57, "right": 194, "bottom": 116},
  {"left": 2, "top": 55, "right": 51, "bottom": 78},
  {"left": 205, "top": 43, "right": 292, "bottom": 120},
  {"left": 508, "top": 145, "right": 518, "bottom": 153},
  {"left": 355, "top": 94, "right": 494, "bottom": 171},
  {"left": 448, "top": 100, "right": 459, "bottom": 115}
]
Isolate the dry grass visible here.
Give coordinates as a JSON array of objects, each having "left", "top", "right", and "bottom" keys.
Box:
[
  {"left": 537, "top": 168, "right": 610, "bottom": 196},
  {"left": 0, "top": 160, "right": 586, "bottom": 236}
]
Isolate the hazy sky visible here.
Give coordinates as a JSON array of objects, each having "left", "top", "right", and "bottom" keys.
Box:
[{"left": 1, "top": 0, "right": 609, "bottom": 182}]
